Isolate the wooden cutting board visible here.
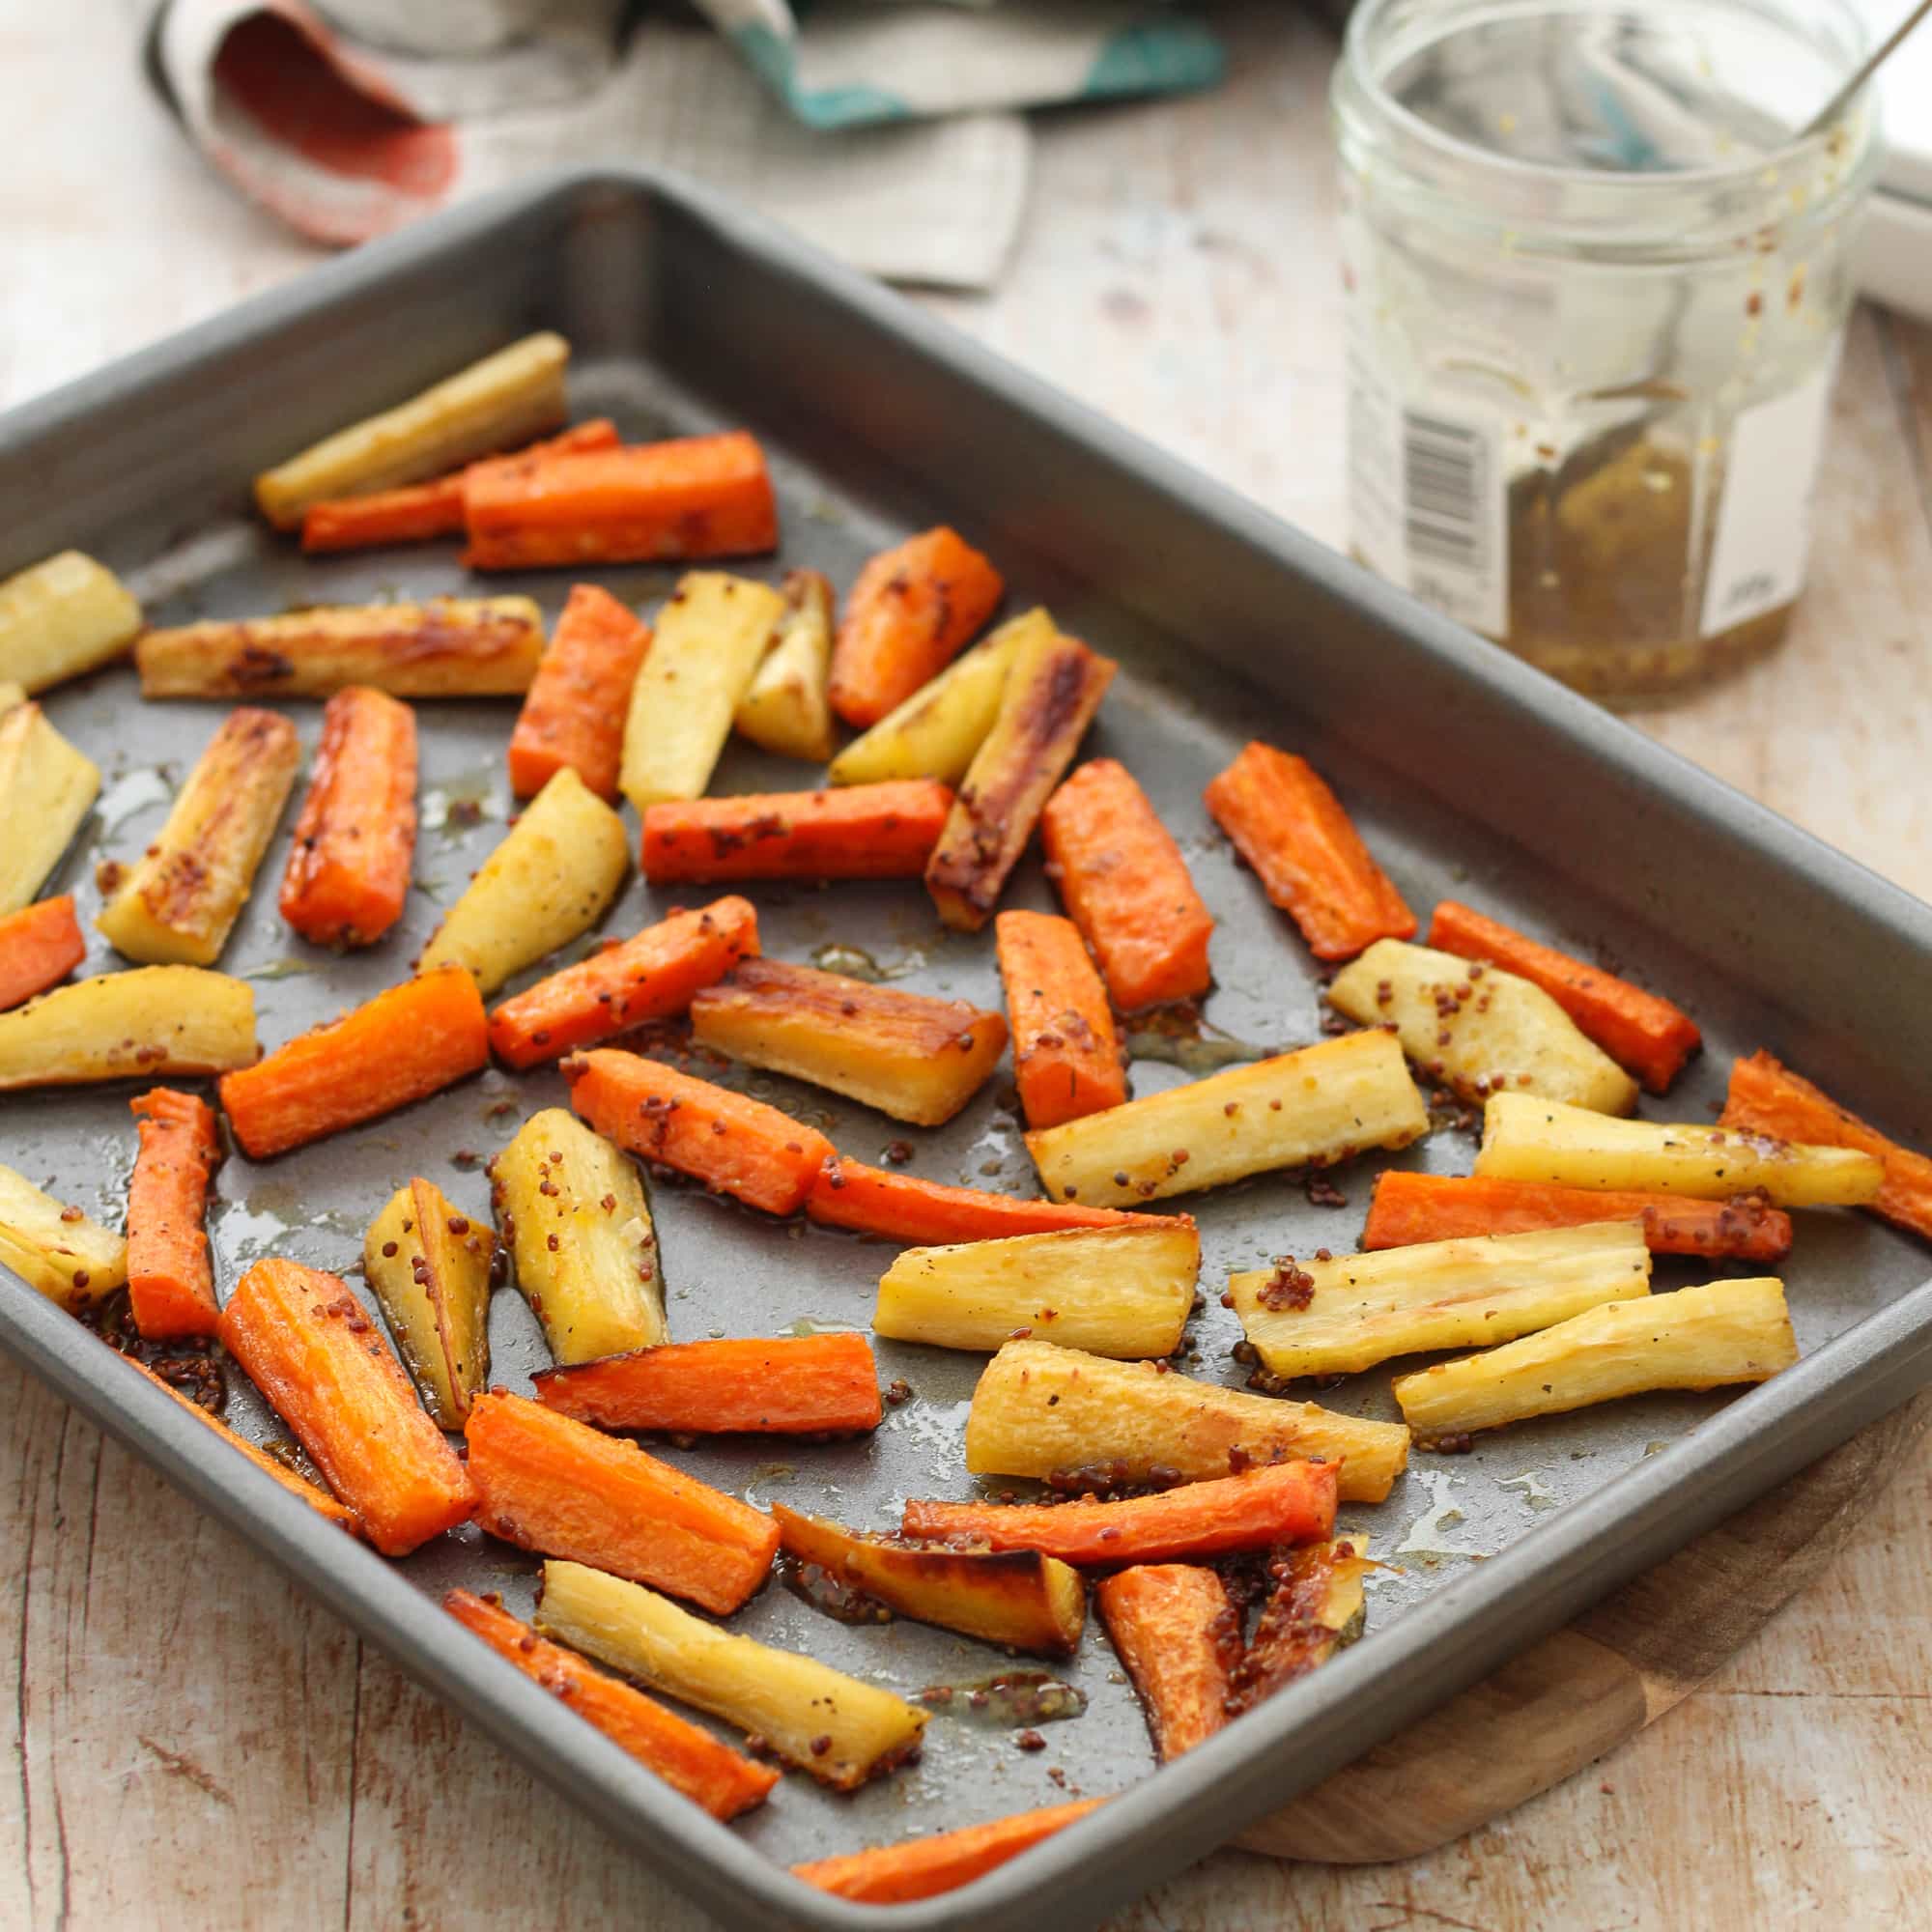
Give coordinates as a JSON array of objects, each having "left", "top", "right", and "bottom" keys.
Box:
[{"left": 1236, "top": 1389, "right": 1932, "bottom": 1861}]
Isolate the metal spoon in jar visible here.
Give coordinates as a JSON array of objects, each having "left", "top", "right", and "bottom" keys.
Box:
[{"left": 1797, "top": 0, "right": 1932, "bottom": 140}]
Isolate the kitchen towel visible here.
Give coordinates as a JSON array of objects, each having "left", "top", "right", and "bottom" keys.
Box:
[{"left": 144, "top": 0, "right": 1225, "bottom": 287}]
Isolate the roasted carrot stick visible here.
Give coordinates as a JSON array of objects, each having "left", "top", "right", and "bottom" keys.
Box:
[
  {"left": 1361, "top": 1169, "right": 1793, "bottom": 1263},
  {"left": 277, "top": 685, "right": 418, "bottom": 949},
  {"left": 793, "top": 1799, "right": 1105, "bottom": 1904},
  {"left": 0, "top": 895, "right": 85, "bottom": 1009},
  {"left": 806, "top": 1157, "right": 1178, "bottom": 1243},
  {"left": 1429, "top": 900, "right": 1701, "bottom": 1093},
  {"left": 464, "top": 1390, "right": 779, "bottom": 1614},
  {"left": 444, "top": 1589, "right": 778, "bottom": 1819},
  {"left": 299, "top": 420, "right": 620, "bottom": 553},
  {"left": 1041, "top": 759, "right": 1214, "bottom": 1010},
  {"left": 217, "top": 1258, "right": 476, "bottom": 1556},
  {"left": 1204, "top": 743, "right": 1414, "bottom": 962},
  {"left": 902, "top": 1459, "right": 1337, "bottom": 1566},
  {"left": 462, "top": 432, "right": 779, "bottom": 570},
  {"left": 562, "top": 1048, "right": 833, "bottom": 1216},
  {"left": 123, "top": 1356, "right": 362, "bottom": 1535},
  {"left": 303, "top": 481, "right": 465, "bottom": 554},
  {"left": 532, "top": 1333, "right": 882, "bottom": 1436},
  {"left": 1094, "top": 1564, "right": 1240, "bottom": 1760},
  {"left": 487, "top": 896, "right": 757, "bottom": 1070},
  {"left": 639, "top": 781, "right": 954, "bottom": 886},
  {"left": 506, "top": 583, "right": 652, "bottom": 803},
  {"left": 996, "top": 910, "right": 1127, "bottom": 1131},
  {"left": 218, "top": 963, "right": 488, "bottom": 1160},
  {"left": 827, "top": 526, "right": 1006, "bottom": 728},
  {"left": 1722, "top": 1049, "right": 1932, "bottom": 1243},
  {"left": 125, "top": 1088, "right": 222, "bottom": 1339}
]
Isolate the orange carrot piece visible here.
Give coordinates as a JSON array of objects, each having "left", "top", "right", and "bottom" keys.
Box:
[
  {"left": 1722, "top": 1050, "right": 1932, "bottom": 1243},
  {"left": 487, "top": 896, "right": 758, "bottom": 1070},
  {"left": 122, "top": 1355, "right": 362, "bottom": 1536},
  {"left": 806, "top": 1157, "right": 1183, "bottom": 1243},
  {"left": 639, "top": 781, "right": 954, "bottom": 886},
  {"left": 0, "top": 895, "right": 86, "bottom": 1009},
  {"left": 902, "top": 1459, "right": 1337, "bottom": 1566},
  {"left": 299, "top": 420, "right": 621, "bottom": 553},
  {"left": 464, "top": 1390, "right": 779, "bottom": 1614},
  {"left": 1361, "top": 1169, "right": 1793, "bottom": 1263},
  {"left": 827, "top": 526, "right": 1006, "bottom": 728},
  {"left": 995, "top": 909, "right": 1126, "bottom": 1131},
  {"left": 462, "top": 432, "right": 779, "bottom": 570},
  {"left": 562, "top": 1048, "right": 833, "bottom": 1216},
  {"left": 303, "top": 478, "right": 467, "bottom": 553},
  {"left": 1429, "top": 899, "right": 1701, "bottom": 1093},
  {"left": 532, "top": 1333, "right": 882, "bottom": 1436},
  {"left": 1041, "top": 758, "right": 1214, "bottom": 1010},
  {"left": 1204, "top": 743, "right": 1414, "bottom": 962},
  {"left": 277, "top": 685, "right": 418, "bottom": 949},
  {"left": 218, "top": 963, "right": 488, "bottom": 1160},
  {"left": 445, "top": 1589, "right": 777, "bottom": 1819},
  {"left": 217, "top": 1259, "right": 476, "bottom": 1556},
  {"left": 506, "top": 583, "right": 652, "bottom": 802},
  {"left": 1095, "top": 1564, "right": 1240, "bottom": 1760},
  {"left": 793, "top": 1799, "right": 1105, "bottom": 1904},
  {"left": 125, "top": 1088, "right": 222, "bottom": 1340}
]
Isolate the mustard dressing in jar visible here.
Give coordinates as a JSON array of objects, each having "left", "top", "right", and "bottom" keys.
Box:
[{"left": 1335, "top": 0, "right": 1880, "bottom": 699}]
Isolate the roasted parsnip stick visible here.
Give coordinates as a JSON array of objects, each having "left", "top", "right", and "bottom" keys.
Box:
[
  {"left": 416, "top": 765, "right": 627, "bottom": 997},
  {"left": 536, "top": 1560, "right": 926, "bottom": 1791},
  {"left": 1329, "top": 938, "right": 1637, "bottom": 1115},
  {"left": 136, "top": 597, "right": 545, "bottom": 699},
  {"left": 253, "top": 332, "right": 570, "bottom": 528},
  {"left": 0, "top": 967, "right": 257, "bottom": 1090},
  {"left": 1474, "top": 1091, "right": 1886, "bottom": 1208},
  {"left": 619, "top": 573, "right": 787, "bottom": 811},
  {"left": 690, "top": 959, "right": 1007, "bottom": 1127},
  {"left": 873, "top": 1223, "right": 1200, "bottom": 1358},
  {"left": 1227, "top": 1222, "right": 1653, "bottom": 1378},
  {"left": 0, "top": 550, "right": 142, "bottom": 692},
  {"left": 1392, "top": 1276, "right": 1800, "bottom": 1439},
  {"left": 0, "top": 699, "right": 99, "bottom": 916},
  {"left": 0, "top": 1163, "right": 127, "bottom": 1313},
  {"left": 97, "top": 707, "right": 298, "bottom": 966},
  {"left": 964, "top": 1340, "right": 1410, "bottom": 1503},
  {"left": 1026, "top": 1028, "right": 1428, "bottom": 1208},
  {"left": 363, "top": 1178, "right": 495, "bottom": 1428},
  {"left": 489, "top": 1108, "right": 668, "bottom": 1364}
]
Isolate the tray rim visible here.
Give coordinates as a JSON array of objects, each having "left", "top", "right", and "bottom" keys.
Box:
[{"left": 2, "top": 164, "right": 1930, "bottom": 1932}]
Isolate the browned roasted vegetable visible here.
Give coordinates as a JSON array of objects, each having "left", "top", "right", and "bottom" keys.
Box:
[
  {"left": 97, "top": 707, "right": 298, "bottom": 965},
  {"left": 1225, "top": 1540, "right": 1375, "bottom": 1714},
  {"left": 136, "top": 597, "right": 545, "bottom": 698},
  {"left": 773, "top": 1503, "right": 1086, "bottom": 1655},
  {"left": 690, "top": 958, "right": 1008, "bottom": 1127},
  {"left": 924, "top": 627, "right": 1116, "bottom": 931}
]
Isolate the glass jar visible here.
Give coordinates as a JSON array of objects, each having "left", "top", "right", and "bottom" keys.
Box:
[{"left": 1334, "top": 0, "right": 1880, "bottom": 700}]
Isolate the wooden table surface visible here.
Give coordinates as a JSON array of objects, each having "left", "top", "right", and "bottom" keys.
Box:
[{"left": 5, "top": 6, "right": 1929, "bottom": 1928}]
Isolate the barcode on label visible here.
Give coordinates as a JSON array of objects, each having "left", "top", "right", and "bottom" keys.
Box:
[
  {"left": 1403, "top": 412, "right": 1485, "bottom": 567},
  {"left": 1397, "top": 408, "right": 1505, "bottom": 637}
]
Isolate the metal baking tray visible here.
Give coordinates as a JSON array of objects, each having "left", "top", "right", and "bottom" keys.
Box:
[{"left": 3, "top": 169, "right": 1929, "bottom": 1932}]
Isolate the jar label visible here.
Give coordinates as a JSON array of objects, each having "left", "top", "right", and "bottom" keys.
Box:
[
  {"left": 1698, "top": 353, "right": 1839, "bottom": 639},
  {"left": 1347, "top": 324, "right": 1508, "bottom": 639}
]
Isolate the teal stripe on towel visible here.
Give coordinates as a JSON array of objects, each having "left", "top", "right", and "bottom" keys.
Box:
[
  {"left": 733, "top": 24, "right": 911, "bottom": 128},
  {"left": 1085, "top": 18, "right": 1226, "bottom": 99}
]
